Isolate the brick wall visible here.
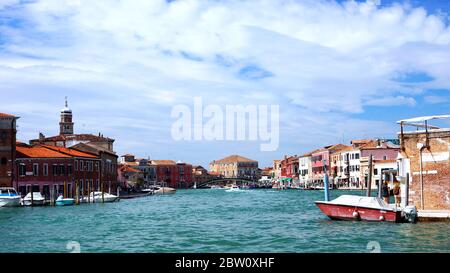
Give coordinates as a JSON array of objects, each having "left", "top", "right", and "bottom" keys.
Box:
[{"left": 401, "top": 130, "right": 450, "bottom": 210}]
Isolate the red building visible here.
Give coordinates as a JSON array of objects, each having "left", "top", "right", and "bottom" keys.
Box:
[
  {"left": 152, "top": 160, "right": 193, "bottom": 189},
  {"left": 280, "top": 155, "right": 299, "bottom": 179},
  {"left": 0, "top": 113, "right": 19, "bottom": 188},
  {"left": 311, "top": 144, "right": 349, "bottom": 184},
  {"left": 15, "top": 144, "right": 102, "bottom": 199}
]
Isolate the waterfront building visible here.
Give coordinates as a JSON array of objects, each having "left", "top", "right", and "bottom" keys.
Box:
[
  {"left": 298, "top": 152, "right": 313, "bottom": 187},
  {"left": 15, "top": 144, "right": 101, "bottom": 199},
  {"left": 29, "top": 99, "right": 115, "bottom": 152},
  {"left": 71, "top": 142, "right": 119, "bottom": 192},
  {"left": 0, "top": 113, "right": 19, "bottom": 188},
  {"left": 311, "top": 144, "right": 348, "bottom": 186},
  {"left": 280, "top": 155, "right": 299, "bottom": 187},
  {"left": 339, "top": 145, "right": 363, "bottom": 189},
  {"left": 192, "top": 165, "right": 216, "bottom": 185},
  {"left": 119, "top": 154, "right": 157, "bottom": 184},
  {"left": 118, "top": 164, "right": 144, "bottom": 189},
  {"left": 397, "top": 116, "right": 450, "bottom": 210},
  {"left": 152, "top": 160, "right": 193, "bottom": 189},
  {"left": 273, "top": 160, "right": 281, "bottom": 180},
  {"left": 360, "top": 139, "right": 400, "bottom": 190},
  {"left": 329, "top": 145, "right": 352, "bottom": 188},
  {"left": 209, "top": 155, "right": 259, "bottom": 181}
]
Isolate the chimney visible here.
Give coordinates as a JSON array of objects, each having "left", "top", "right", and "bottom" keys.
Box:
[{"left": 39, "top": 132, "right": 45, "bottom": 142}]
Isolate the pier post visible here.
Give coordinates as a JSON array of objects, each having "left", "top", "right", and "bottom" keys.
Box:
[
  {"left": 378, "top": 171, "right": 384, "bottom": 199},
  {"left": 366, "top": 155, "right": 373, "bottom": 197},
  {"left": 75, "top": 182, "right": 79, "bottom": 205},
  {"left": 30, "top": 187, "right": 34, "bottom": 207},
  {"left": 322, "top": 160, "right": 330, "bottom": 202},
  {"left": 87, "top": 181, "right": 91, "bottom": 204},
  {"left": 101, "top": 181, "right": 105, "bottom": 203},
  {"left": 405, "top": 173, "right": 409, "bottom": 207}
]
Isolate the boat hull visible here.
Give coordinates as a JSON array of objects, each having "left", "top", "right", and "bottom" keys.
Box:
[
  {"left": 0, "top": 197, "right": 22, "bottom": 207},
  {"left": 315, "top": 202, "right": 402, "bottom": 222},
  {"left": 56, "top": 199, "right": 75, "bottom": 206},
  {"left": 23, "top": 199, "right": 46, "bottom": 206}
]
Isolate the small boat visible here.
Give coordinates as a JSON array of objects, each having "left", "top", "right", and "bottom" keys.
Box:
[
  {"left": 153, "top": 187, "right": 176, "bottom": 195},
  {"left": 56, "top": 195, "right": 75, "bottom": 206},
  {"left": 141, "top": 189, "right": 154, "bottom": 194},
  {"left": 0, "top": 187, "right": 22, "bottom": 208},
  {"left": 82, "top": 192, "right": 119, "bottom": 203},
  {"left": 315, "top": 195, "right": 417, "bottom": 223},
  {"left": 22, "top": 192, "right": 46, "bottom": 206},
  {"left": 226, "top": 185, "right": 241, "bottom": 192},
  {"left": 210, "top": 185, "right": 223, "bottom": 190}
]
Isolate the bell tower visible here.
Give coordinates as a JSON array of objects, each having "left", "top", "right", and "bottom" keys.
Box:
[{"left": 59, "top": 97, "right": 74, "bottom": 135}]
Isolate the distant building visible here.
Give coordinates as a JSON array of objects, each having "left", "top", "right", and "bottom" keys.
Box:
[
  {"left": 210, "top": 155, "right": 259, "bottom": 181},
  {"left": 359, "top": 139, "right": 400, "bottom": 190},
  {"left": 0, "top": 113, "right": 19, "bottom": 188},
  {"left": 298, "top": 152, "right": 313, "bottom": 187},
  {"left": 29, "top": 99, "right": 115, "bottom": 152},
  {"left": 119, "top": 154, "right": 157, "bottom": 184},
  {"left": 152, "top": 160, "right": 193, "bottom": 189},
  {"left": 311, "top": 144, "right": 349, "bottom": 185},
  {"left": 397, "top": 116, "right": 450, "bottom": 210},
  {"left": 273, "top": 160, "right": 281, "bottom": 180},
  {"left": 192, "top": 165, "right": 216, "bottom": 185}
]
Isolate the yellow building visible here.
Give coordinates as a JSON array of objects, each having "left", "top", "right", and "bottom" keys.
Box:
[{"left": 210, "top": 155, "right": 259, "bottom": 180}]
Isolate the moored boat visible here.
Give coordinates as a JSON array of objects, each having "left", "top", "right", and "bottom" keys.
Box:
[
  {"left": 0, "top": 187, "right": 22, "bottom": 208},
  {"left": 81, "top": 192, "right": 120, "bottom": 203},
  {"left": 56, "top": 195, "right": 75, "bottom": 206},
  {"left": 153, "top": 187, "right": 176, "bottom": 195},
  {"left": 22, "top": 192, "right": 46, "bottom": 206},
  {"left": 226, "top": 185, "right": 241, "bottom": 192},
  {"left": 315, "top": 195, "right": 417, "bottom": 223}
]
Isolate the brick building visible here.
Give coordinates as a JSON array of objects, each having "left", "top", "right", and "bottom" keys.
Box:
[
  {"left": 0, "top": 113, "right": 18, "bottom": 188},
  {"left": 397, "top": 116, "right": 450, "bottom": 210},
  {"left": 15, "top": 144, "right": 101, "bottom": 199},
  {"left": 152, "top": 160, "right": 193, "bottom": 189}
]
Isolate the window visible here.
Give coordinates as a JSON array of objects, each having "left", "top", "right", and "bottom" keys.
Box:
[
  {"left": 67, "top": 165, "right": 73, "bottom": 176},
  {"left": 19, "top": 164, "right": 26, "bottom": 176},
  {"left": 75, "top": 160, "right": 78, "bottom": 171},
  {"left": 374, "top": 169, "right": 378, "bottom": 175},
  {"left": 43, "top": 164, "right": 48, "bottom": 176},
  {"left": 52, "top": 164, "right": 58, "bottom": 176},
  {"left": 60, "top": 165, "right": 66, "bottom": 176},
  {"left": 0, "top": 157, "right": 7, "bottom": 165},
  {"left": 80, "top": 161, "right": 84, "bottom": 171},
  {"left": 33, "top": 163, "right": 39, "bottom": 176},
  {"left": 383, "top": 156, "right": 387, "bottom": 160}
]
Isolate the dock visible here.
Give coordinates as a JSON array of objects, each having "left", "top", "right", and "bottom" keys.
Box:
[{"left": 417, "top": 210, "right": 450, "bottom": 222}]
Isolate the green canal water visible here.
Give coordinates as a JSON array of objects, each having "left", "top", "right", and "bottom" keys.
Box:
[{"left": 0, "top": 189, "right": 449, "bottom": 253}]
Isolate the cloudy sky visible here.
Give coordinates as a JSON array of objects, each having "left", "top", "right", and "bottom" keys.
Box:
[{"left": 1, "top": 0, "right": 450, "bottom": 168}]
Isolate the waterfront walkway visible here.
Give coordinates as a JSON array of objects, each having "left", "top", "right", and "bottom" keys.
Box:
[{"left": 418, "top": 210, "right": 450, "bottom": 222}]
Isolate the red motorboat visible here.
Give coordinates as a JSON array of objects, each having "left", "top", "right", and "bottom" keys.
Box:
[{"left": 315, "top": 195, "right": 417, "bottom": 223}]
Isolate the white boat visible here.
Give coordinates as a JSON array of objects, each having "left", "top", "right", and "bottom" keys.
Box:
[
  {"left": 210, "top": 185, "right": 223, "bottom": 190},
  {"left": 56, "top": 195, "right": 75, "bottom": 206},
  {"left": 82, "top": 192, "right": 119, "bottom": 203},
  {"left": 0, "top": 187, "right": 22, "bottom": 207},
  {"left": 226, "top": 185, "right": 241, "bottom": 192},
  {"left": 22, "top": 192, "right": 46, "bottom": 206},
  {"left": 153, "top": 187, "right": 177, "bottom": 195}
]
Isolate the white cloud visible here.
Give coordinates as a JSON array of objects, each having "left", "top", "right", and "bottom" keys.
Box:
[{"left": 1, "top": 0, "right": 450, "bottom": 166}]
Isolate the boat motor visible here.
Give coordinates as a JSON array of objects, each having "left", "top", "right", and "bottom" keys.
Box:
[{"left": 401, "top": 206, "right": 418, "bottom": 223}]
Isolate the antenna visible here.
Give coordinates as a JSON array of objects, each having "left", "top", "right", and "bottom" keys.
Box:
[{"left": 65, "top": 96, "right": 68, "bottom": 108}]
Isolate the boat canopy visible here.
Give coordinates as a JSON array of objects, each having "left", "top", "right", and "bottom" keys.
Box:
[
  {"left": 397, "top": 115, "right": 450, "bottom": 124},
  {"left": 329, "top": 195, "right": 391, "bottom": 210}
]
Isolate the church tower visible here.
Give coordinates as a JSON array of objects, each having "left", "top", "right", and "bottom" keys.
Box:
[{"left": 59, "top": 97, "right": 74, "bottom": 135}]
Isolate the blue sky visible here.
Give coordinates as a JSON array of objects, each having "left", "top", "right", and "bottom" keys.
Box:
[{"left": 1, "top": 0, "right": 450, "bottom": 168}]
